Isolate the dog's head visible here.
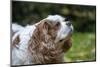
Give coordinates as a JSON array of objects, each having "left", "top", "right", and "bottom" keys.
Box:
[
  {"left": 46, "top": 15, "right": 73, "bottom": 43},
  {"left": 29, "top": 15, "right": 73, "bottom": 55}
]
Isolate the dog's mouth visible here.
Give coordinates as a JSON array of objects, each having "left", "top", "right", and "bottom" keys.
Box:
[
  {"left": 58, "top": 33, "right": 71, "bottom": 43},
  {"left": 59, "top": 32, "right": 72, "bottom": 42},
  {"left": 57, "top": 31, "right": 71, "bottom": 41}
]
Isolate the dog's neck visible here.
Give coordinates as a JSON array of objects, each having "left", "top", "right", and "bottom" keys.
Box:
[
  {"left": 28, "top": 42, "right": 64, "bottom": 64},
  {"left": 28, "top": 33, "right": 64, "bottom": 64}
]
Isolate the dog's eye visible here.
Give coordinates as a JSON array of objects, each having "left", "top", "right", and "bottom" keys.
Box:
[
  {"left": 56, "top": 22, "right": 60, "bottom": 27},
  {"left": 59, "top": 39, "right": 63, "bottom": 42}
]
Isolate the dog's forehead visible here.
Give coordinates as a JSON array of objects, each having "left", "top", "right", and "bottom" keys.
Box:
[{"left": 46, "top": 15, "right": 65, "bottom": 22}]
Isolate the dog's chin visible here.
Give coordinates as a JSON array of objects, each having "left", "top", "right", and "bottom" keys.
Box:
[
  {"left": 58, "top": 32, "right": 72, "bottom": 46},
  {"left": 62, "top": 32, "right": 72, "bottom": 42},
  {"left": 66, "top": 33, "right": 72, "bottom": 40}
]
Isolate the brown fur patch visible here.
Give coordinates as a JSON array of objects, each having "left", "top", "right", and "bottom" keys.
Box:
[
  {"left": 12, "top": 35, "right": 20, "bottom": 48},
  {"left": 62, "top": 38, "right": 72, "bottom": 52}
]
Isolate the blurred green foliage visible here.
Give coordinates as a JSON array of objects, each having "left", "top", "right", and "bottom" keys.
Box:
[
  {"left": 64, "top": 33, "right": 96, "bottom": 62},
  {"left": 12, "top": 1, "right": 96, "bottom": 32}
]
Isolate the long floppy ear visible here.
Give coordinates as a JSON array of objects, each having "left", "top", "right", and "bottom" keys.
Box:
[
  {"left": 62, "top": 38, "right": 72, "bottom": 52},
  {"left": 35, "top": 19, "right": 52, "bottom": 35},
  {"left": 28, "top": 20, "right": 58, "bottom": 63},
  {"left": 28, "top": 20, "right": 53, "bottom": 53}
]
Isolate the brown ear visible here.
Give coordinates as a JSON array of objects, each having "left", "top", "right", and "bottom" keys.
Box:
[
  {"left": 28, "top": 20, "right": 51, "bottom": 52},
  {"left": 28, "top": 20, "right": 56, "bottom": 61},
  {"left": 37, "top": 20, "right": 51, "bottom": 34},
  {"left": 62, "top": 38, "right": 72, "bottom": 52},
  {"left": 12, "top": 35, "right": 20, "bottom": 48}
]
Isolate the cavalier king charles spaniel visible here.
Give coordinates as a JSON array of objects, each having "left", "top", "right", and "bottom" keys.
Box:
[{"left": 12, "top": 15, "right": 73, "bottom": 65}]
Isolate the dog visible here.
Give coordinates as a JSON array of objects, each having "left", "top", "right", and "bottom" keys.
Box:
[{"left": 11, "top": 15, "right": 73, "bottom": 65}]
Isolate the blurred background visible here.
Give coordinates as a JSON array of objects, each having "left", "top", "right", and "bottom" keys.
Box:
[{"left": 12, "top": 1, "right": 96, "bottom": 62}]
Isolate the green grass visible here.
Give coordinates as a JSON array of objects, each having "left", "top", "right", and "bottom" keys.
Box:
[{"left": 64, "top": 32, "right": 96, "bottom": 62}]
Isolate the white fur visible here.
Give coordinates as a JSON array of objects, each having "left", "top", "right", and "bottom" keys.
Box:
[
  {"left": 12, "top": 15, "right": 73, "bottom": 65},
  {"left": 12, "top": 23, "right": 24, "bottom": 33},
  {"left": 46, "top": 15, "right": 65, "bottom": 22}
]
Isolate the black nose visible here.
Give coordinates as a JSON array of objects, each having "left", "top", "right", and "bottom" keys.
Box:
[{"left": 66, "top": 21, "right": 72, "bottom": 26}]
